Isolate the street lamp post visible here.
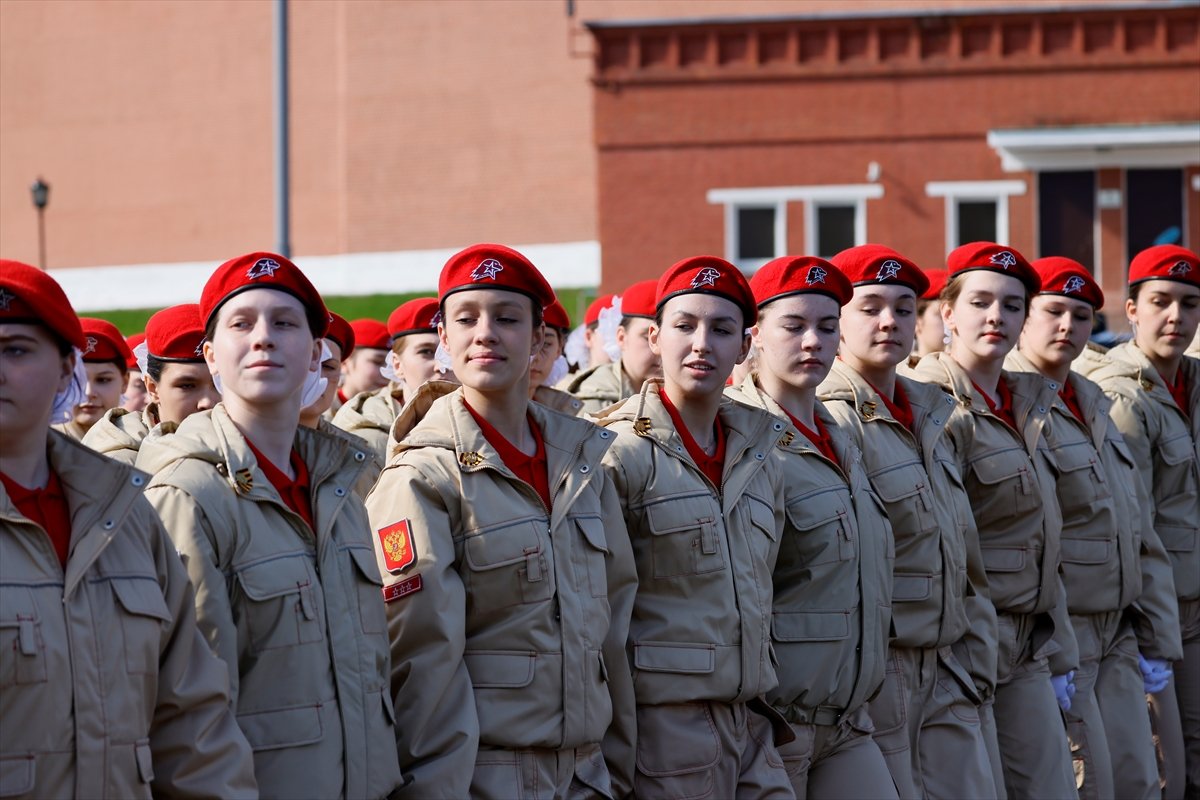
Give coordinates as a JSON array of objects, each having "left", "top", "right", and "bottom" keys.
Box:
[{"left": 30, "top": 178, "right": 49, "bottom": 270}]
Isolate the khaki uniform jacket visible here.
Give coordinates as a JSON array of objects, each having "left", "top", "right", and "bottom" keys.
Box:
[
  {"left": 818, "top": 362, "right": 999, "bottom": 695},
  {"left": 1008, "top": 350, "right": 1182, "bottom": 661},
  {"left": 730, "top": 375, "right": 895, "bottom": 721},
  {"left": 316, "top": 418, "right": 382, "bottom": 500},
  {"left": 533, "top": 384, "right": 586, "bottom": 417},
  {"left": 331, "top": 383, "right": 403, "bottom": 466},
  {"left": 913, "top": 352, "right": 1078, "bottom": 675},
  {"left": 138, "top": 405, "right": 403, "bottom": 799},
  {"left": 595, "top": 379, "right": 788, "bottom": 707},
  {"left": 1075, "top": 343, "right": 1200, "bottom": 602},
  {"left": 0, "top": 432, "right": 256, "bottom": 799},
  {"left": 81, "top": 404, "right": 160, "bottom": 465},
  {"left": 564, "top": 361, "right": 639, "bottom": 416},
  {"left": 363, "top": 382, "right": 638, "bottom": 799},
  {"left": 50, "top": 419, "right": 89, "bottom": 441}
]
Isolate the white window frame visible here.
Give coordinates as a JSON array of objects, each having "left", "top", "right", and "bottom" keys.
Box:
[
  {"left": 722, "top": 201, "right": 787, "bottom": 273},
  {"left": 925, "top": 180, "right": 1027, "bottom": 255},
  {"left": 708, "top": 184, "right": 884, "bottom": 268}
]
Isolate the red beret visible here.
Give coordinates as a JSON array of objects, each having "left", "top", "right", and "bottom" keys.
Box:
[
  {"left": 79, "top": 317, "right": 134, "bottom": 367},
  {"left": 0, "top": 259, "right": 86, "bottom": 349},
  {"left": 387, "top": 297, "right": 440, "bottom": 341},
  {"left": 349, "top": 318, "right": 389, "bottom": 350},
  {"left": 584, "top": 293, "right": 614, "bottom": 327},
  {"left": 145, "top": 304, "right": 206, "bottom": 361},
  {"left": 750, "top": 255, "right": 853, "bottom": 308},
  {"left": 657, "top": 256, "right": 757, "bottom": 325},
  {"left": 830, "top": 245, "right": 930, "bottom": 297},
  {"left": 1032, "top": 257, "right": 1104, "bottom": 310},
  {"left": 325, "top": 313, "right": 355, "bottom": 358},
  {"left": 125, "top": 333, "right": 145, "bottom": 370},
  {"left": 1128, "top": 245, "right": 1200, "bottom": 288},
  {"left": 438, "top": 243, "right": 555, "bottom": 309},
  {"left": 544, "top": 299, "right": 570, "bottom": 331},
  {"left": 621, "top": 279, "right": 659, "bottom": 319},
  {"left": 946, "top": 242, "right": 1040, "bottom": 294},
  {"left": 200, "top": 251, "right": 328, "bottom": 338},
  {"left": 921, "top": 269, "right": 948, "bottom": 301}
]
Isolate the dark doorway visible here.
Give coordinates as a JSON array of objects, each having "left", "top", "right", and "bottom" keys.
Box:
[
  {"left": 1039, "top": 171, "right": 1096, "bottom": 270},
  {"left": 1126, "top": 168, "right": 1184, "bottom": 264}
]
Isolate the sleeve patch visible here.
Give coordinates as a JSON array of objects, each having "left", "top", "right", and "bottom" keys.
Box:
[
  {"left": 382, "top": 574, "right": 422, "bottom": 603},
  {"left": 378, "top": 518, "right": 417, "bottom": 573}
]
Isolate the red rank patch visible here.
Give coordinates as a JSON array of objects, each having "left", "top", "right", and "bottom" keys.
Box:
[
  {"left": 378, "top": 519, "right": 416, "bottom": 574},
  {"left": 382, "top": 574, "right": 422, "bottom": 603}
]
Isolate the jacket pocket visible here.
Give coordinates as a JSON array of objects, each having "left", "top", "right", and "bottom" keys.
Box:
[
  {"left": 635, "top": 703, "right": 719, "bottom": 790},
  {"left": 1157, "top": 432, "right": 1194, "bottom": 467},
  {"left": 784, "top": 487, "right": 854, "bottom": 567},
  {"left": 0, "top": 587, "right": 48, "bottom": 687},
  {"left": 110, "top": 577, "right": 173, "bottom": 675},
  {"left": 463, "top": 518, "right": 554, "bottom": 606},
  {"left": 574, "top": 514, "right": 610, "bottom": 598},
  {"left": 0, "top": 756, "right": 33, "bottom": 798},
  {"left": 345, "top": 545, "right": 387, "bottom": 635},
  {"left": 644, "top": 494, "right": 726, "bottom": 579},
  {"left": 633, "top": 642, "right": 715, "bottom": 674},
  {"left": 1059, "top": 537, "right": 1113, "bottom": 565},
  {"left": 771, "top": 611, "right": 850, "bottom": 642},
  {"left": 967, "top": 447, "right": 1040, "bottom": 519},
  {"left": 237, "top": 704, "right": 324, "bottom": 752},
  {"left": 980, "top": 546, "right": 1027, "bottom": 573},
  {"left": 1050, "top": 439, "right": 1110, "bottom": 509},
  {"left": 464, "top": 650, "right": 537, "bottom": 688},
  {"left": 869, "top": 461, "right": 937, "bottom": 537},
  {"left": 1158, "top": 524, "right": 1198, "bottom": 553},
  {"left": 892, "top": 573, "right": 933, "bottom": 602},
  {"left": 235, "top": 557, "right": 325, "bottom": 653}
]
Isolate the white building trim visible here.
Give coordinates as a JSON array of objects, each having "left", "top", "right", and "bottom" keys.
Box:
[
  {"left": 925, "top": 179, "right": 1027, "bottom": 253},
  {"left": 708, "top": 183, "right": 885, "bottom": 205},
  {"left": 988, "top": 123, "right": 1200, "bottom": 172},
  {"left": 49, "top": 240, "right": 601, "bottom": 312}
]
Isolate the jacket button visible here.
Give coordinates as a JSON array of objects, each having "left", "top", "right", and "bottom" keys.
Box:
[
  {"left": 772, "top": 422, "right": 784, "bottom": 432},
  {"left": 675, "top": 445, "right": 684, "bottom": 452},
  {"left": 754, "top": 452, "right": 765, "bottom": 461},
  {"left": 932, "top": 418, "right": 941, "bottom": 425},
  {"left": 131, "top": 475, "right": 144, "bottom": 487},
  {"left": 103, "top": 520, "right": 115, "bottom": 530},
  {"left": 579, "top": 465, "right": 590, "bottom": 474},
  {"left": 354, "top": 452, "right": 366, "bottom": 462},
  {"left": 1037, "top": 406, "right": 1046, "bottom": 413},
  {"left": 335, "top": 487, "right": 346, "bottom": 497},
  {"left": 599, "top": 431, "right": 610, "bottom": 439}
]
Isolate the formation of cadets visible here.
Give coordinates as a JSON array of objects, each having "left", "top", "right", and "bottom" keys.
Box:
[{"left": 0, "top": 238, "right": 1198, "bottom": 800}]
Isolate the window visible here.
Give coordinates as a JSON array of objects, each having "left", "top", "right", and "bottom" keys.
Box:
[
  {"left": 1126, "top": 168, "right": 1185, "bottom": 261},
  {"left": 1038, "top": 171, "right": 1095, "bottom": 270},
  {"left": 926, "top": 180, "right": 1026, "bottom": 255},
  {"left": 708, "top": 184, "right": 883, "bottom": 270}
]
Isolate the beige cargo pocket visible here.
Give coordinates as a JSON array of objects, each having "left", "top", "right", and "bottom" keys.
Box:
[
  {"left": 635, "top": 703, "right": 719, "bottom": 800},
  {"left": 892, "top": 573, "right": 933, "bottom": 603},
  {"left": 345, "top": 545, "right": 388, "bottom": 635},
  {"left": 237, "top": 704, "right": 324, "bottom": 752},
  {"left": 110, "top": 577, "right": 173, "bottom": 675},
  {"left": 574, "top": 514, "right": 610, "bottom": 598},
  {"left": 644, "top": 494, "right": 726, "bottom": 579},
  {"left": 869, "top": 460, "right": 938, "bottom": 537},
  {"left": 0, "top": 587, "right": 48, "bottom": 686},
  {"left": 1059, "top": 537, "right": 1113, "bottom": 565},
  {"left": 464, "top": 650, "right": 537, "bottom": 689},
  {"left": 771, "top": 611, "right": 850, "bottom": 643},
  {"left": 784, "top": 488, "right": 854, "bottom": 567},
  {"left": 464, "top": 519, "right": 554, "bottom": 606},
  {"left": 0, "top": 755, "right": 34, "bottom": 798},
  {"left": 967, "top": 448, "right": 1040, "bottom": 518},
  {"left": 235, "top": 557, "right": 325, "bottom": 653},
  {"left": 1050, "top": 439, "right": 1110, "bottom": 507}
]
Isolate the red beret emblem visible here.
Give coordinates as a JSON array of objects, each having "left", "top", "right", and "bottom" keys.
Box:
[
  {"left": 0, "top": 288, "right": 13, "bottom": 311},
  {"left": 1169, "top": 260, "right": 1192, "bottom": 277},
  {"left": 691, "top": 267, "right": 721, "bottom": 289},
  {"left": 876, "top": 259, "right": 902, "bottom": 281},
  {"left": 1062, "top": 276, "right": 1086, "bottom": 294},
  {"left": 990, "top": 251, "right": 1017, "bottom": 269},
  {"left": 84, "top": 336, "right": 97, "bottom": 355},
  {"left": 429, "top": 309, "right": 443, "bottom": 326},
  {"left": 246, "top": 258, "right": 281, "bottom": 279},
  {"left": 471, "top": 259, "right": 504, "bottom": 281},
  {"left": 806, "top": 266, "right": 828, "bottom": 285}
]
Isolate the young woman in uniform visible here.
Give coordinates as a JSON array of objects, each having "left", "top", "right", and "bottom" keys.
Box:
[
  {"left": 82, "top": 303, "right": 218, "bottom": 464},
  {"left": 731, "top": 255, "right": 899, "bottom": 800},
  {"left": 596, "top": 256, "right": 795, "bottom": 798},
  {"left": 138, "top": 252, "right": 404, "bottom": 799},
  {"left": 912, "top": 269, "right": 948, "bottom": 362},
  {"left": 335, "top": 318, "right": 391, "bottom": 414},
  {"left": 122, "top": 331, "right": 149, "bottom": 412},
  {"left": 363, "top": 243, "right": 638, "bottom": 799},
  {"left": 332, "top": 297, "right": 441, "bottom": 464},
  {"left": 1074, "top": 244, "right": 1200, "bottom": 800},
  {"left": 911, "top": 241, "right": 1077, "bottom": 799},
  {"left": 0, "top": 260, "right": 256, "bottom": 798},
  {"left": 1010, "top": 256, "right": 1181, "bottom": 800},
  {"left": 52, "top": 317, "right": 133, "bottom": 441},
  {"left": 529, "top": 298, "right": 585, "bottom": 415},
  {"left": 817, "top": 245, "right": 997, "bottom": 799}
]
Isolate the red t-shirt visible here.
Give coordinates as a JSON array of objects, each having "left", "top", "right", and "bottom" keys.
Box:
[
  {"left": 867, "top": 379, "right": 915, "bottom": 432},
  {"left": 659, "top": 389, "right": 727, "bottom": 489},
  {"left": 1059, "top": 378, "right": 1087, "bottom": 426},
  {"left": 1, "top": 469, "right": 71, "bottom": 567},
  {"left": 464, "top": 402, "right": 552, "bottom": 511},
  {"left": 245, "top": 439, "right": 315, "bottom": 531},
  {"left": 972, "top": 378, "right": 1017, "bottom": 430},
  {"left": 782, "top": 407, "right": 840, "bottom": 467},
  {"left": 1166, "top": 369, "right": 1190, "bottom": 419},
  {"left": 337, "top": 388, "right": 349, "bottom": 404}
]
